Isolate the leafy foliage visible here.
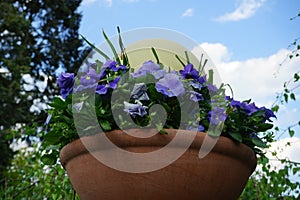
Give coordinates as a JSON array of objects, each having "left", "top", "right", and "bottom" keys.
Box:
[
  {"left": 0, "top": 142, "right": 79, "bottom": 200},
  {"left": 0, "top": 0, "right": 90, "bottom": 182}
]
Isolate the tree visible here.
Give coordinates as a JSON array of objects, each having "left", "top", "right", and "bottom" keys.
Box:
[{"left": 0, "top": 0, "right": 90, "bottom": 183}]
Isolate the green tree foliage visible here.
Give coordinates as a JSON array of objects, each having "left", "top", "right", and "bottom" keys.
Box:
[{"left": 0, "top": 0, "right": 90, "bottom": 183}]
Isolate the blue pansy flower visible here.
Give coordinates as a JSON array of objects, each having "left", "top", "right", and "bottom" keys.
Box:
[
  {"left": 131, "top": 60, "right": 165, "bottom": 79},
  {"left": 259, "top": 106, "right": 276, "bottom": 122},
  {"left": 208, "top": 107, "right": 227, "bottom": 125},
  {"left": 230, "top": 100, "right": 258, "bottom": 116},
  {"left": 96, "top": 76, "right": 120, "bottom": 95},
  {"left": 57, "top": 72, "right": 75, "bottom": 99},
  {"left": 80, "top": 68, "right": 101, "bottom": 85},
  {"left": 155, "top": 73, "right": 185, "bottom": 97},
  {"left": 179, "top": 63, "right": 199, "bottom": 80},
  {"left": 99, "top": 60, "right": 126, "bottom": 78},
  {"left": 207, "top": 84, "right": 218, "bottom": 94}
]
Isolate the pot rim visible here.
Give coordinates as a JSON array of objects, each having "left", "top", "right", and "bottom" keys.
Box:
[{"left": 60, "top": 128, "right": 257, "bottom": 172}]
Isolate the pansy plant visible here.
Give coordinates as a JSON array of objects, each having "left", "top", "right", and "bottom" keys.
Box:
[{"left": 42, "top": 28, "right": 276, "bottom": 165}]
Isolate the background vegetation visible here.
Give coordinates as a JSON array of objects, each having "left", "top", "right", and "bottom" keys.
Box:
[{"left": 0, "top": 1, "right": 299, "bottom": 199}]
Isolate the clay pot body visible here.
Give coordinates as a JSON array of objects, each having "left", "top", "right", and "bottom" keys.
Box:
[{"left": 60, "top": 129, "right": 257, "bottom": 200}]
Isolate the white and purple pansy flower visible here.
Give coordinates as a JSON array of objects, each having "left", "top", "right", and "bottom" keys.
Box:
[{"left": 124, "top": 101, "right": 148, "bottom": 117}]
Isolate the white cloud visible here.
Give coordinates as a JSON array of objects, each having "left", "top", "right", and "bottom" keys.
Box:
[
  {"left": 192, "top": 43, "right": 300, "bottom": 107},
  {"left": 82, "top": 0, "right": 97, "bottom": 6},
  {"left": 197, "top": 43, "right": 232, "bottom": 63},
  {"left": 215, "top": 0, "right": 266, "bottom": 22},
  {"left": 182, "top": 8, "right": 194, "bottom": 17}
]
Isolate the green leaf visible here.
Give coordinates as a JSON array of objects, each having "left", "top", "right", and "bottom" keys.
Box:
[
  {"left": 96, "top": 60, "right": 103, "bottom": 74},
  {"left": 100, "top": 120, "right": 111, "bottom": 131},
  {"left": 175, "top": 54, "right": 186, "bottom": 67},
  {"left": 271, "top": 105, "right": 279, "bottom": 113},
  {"left": 294, "top": 73, "right": 300, "bottom": 82},
  {"left": 251, "top": 110, "right": 266, "bottom": 117},
  {"left": 284, "top": 93, "right": 289, "bottom": 103},
  {"left": 49, "top": 97, "right": 66, "bottom": 110},
  {"left": 184, "top": 51, "right": 190, "bottom": 64},
  {"left": 41, "top": 153, "right": 57, "bottom": 165},
  {"left": 251, "top": 137, "right": 267, "bottom": 148},
  {"left": 290, "top": 93, "right": 296, "bottom": 101},
  {"left": 151, "top": 47, "right": 160, "bottom": 64},
  {"left": 44, "top": 131, "right": 62, "bottom": 144},
  {"left": 80, "top": 34, "right": 110, "bottom": 60},
  {"left": 102, "top": 29, "right": 121, "bottom": 64},
  {"left": 292, "top": 167, "right": 300, "bottom": 175},
  {"left": 256, "top": 123, "right": 273, "bottom": 132},
  {"left": 117, "top": 26, "right": 129, "bottom": 66},
  {"left": 229, "top": 132, "right": 243, "bottom": 142},
  {"left": 288, "top": 128, "right": 295, "bottom": 137},
  {"left": 207, "top": 69, "right": 214, "bottom": 84}
]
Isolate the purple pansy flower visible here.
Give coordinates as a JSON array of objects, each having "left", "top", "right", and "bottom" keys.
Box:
[
  {"left": 197, "top": 75, "right": 207, "bottom": 84},
  {"left": 73, "top": 67, "right": 101, "bottom": 93},
  {"left": 209, "top": 107, "right": 227, "bottom": 125},
  {"left": 57, "top": 72, "right": 75, "bottom": 99},
  {"left": 259, "top": 106, "right": 276, "bottom": 122},
  {"left": 131, "top": 60, "right": 165, "bottom": 79},
  {"left": 155, "top": 73, "right": 185, "bottom": 97},
  {"left": 230, "top": 100, "right": 276, "bottom": 122},
  {"left": 124, "top": 101, "right": 147, "bottom": 117},
  {"left": 225, "top": 96, "right": 233, "bottom": 101},
  {"left": 190, "top": 91, "right": 203, "bottom": 102},
  {"left": 80, "top": 67, "right": 101, "bottom": 85},
  {"left": 230, "top": 100, "right": 259, "bottom": 116},
  {"left": 179, "top": 63, "right": 200, "bottom": 79},
  {"left": 187, "top": 124, "right": 205, "bottom": 132},
  {"left": 198, "top": 124, "right": 205, "bottom": 132},
  {"left": 96, "top": 76, "right": 120, "bottom": 95},
  {"left": 207, "top": 84, "right": 218, "bottom": 94},
  {"left": 99, "top": 60, "right": 123, "bottom": 78},
  {"left": 104, "top": 60, "right": 127, "bottom": 72},
  {"left": 249, "top": 132, "right": 259, "bottom": 139}
]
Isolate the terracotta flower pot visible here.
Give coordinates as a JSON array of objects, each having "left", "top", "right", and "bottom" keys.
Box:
[{"left": 60, "top": 129, "right": 257, "bottom": 200}]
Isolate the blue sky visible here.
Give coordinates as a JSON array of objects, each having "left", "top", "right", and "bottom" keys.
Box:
[
  {"left": 79, "top": 0, "right": 300, "bottom": 60},
  {"left": 78, "top": 0, "right": 300, "bottom": 164}
]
